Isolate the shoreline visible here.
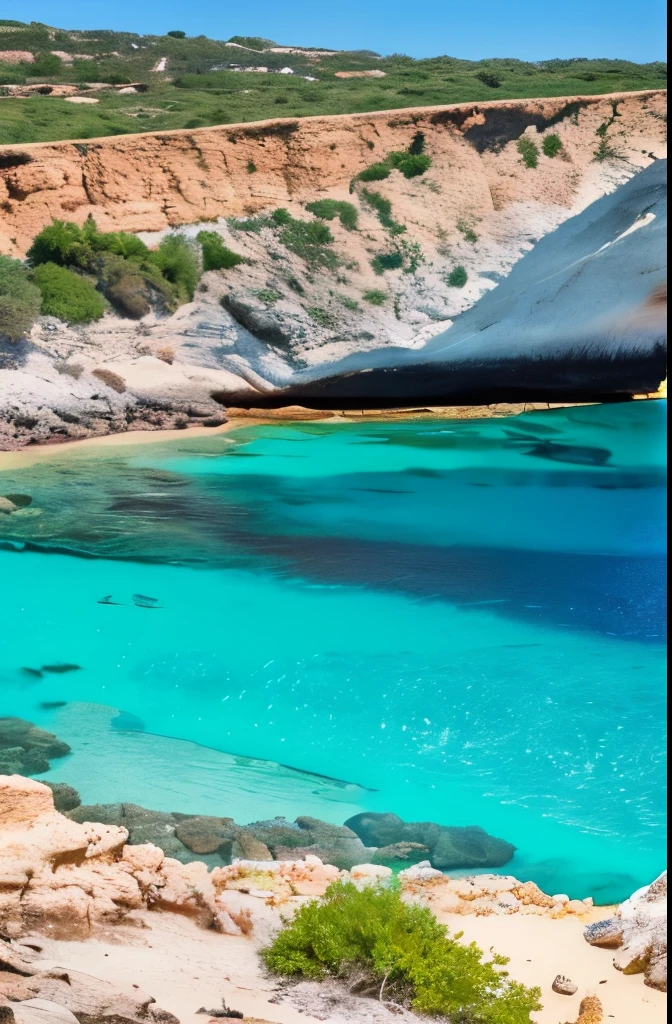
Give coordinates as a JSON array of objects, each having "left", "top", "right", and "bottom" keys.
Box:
[{"left": 0, "top": 392, "right": 665, "bottom": 469}]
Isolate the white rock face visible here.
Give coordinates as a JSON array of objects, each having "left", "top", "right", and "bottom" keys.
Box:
[{"left": 584, "top": 871, "right": 667, "bottom": 991}]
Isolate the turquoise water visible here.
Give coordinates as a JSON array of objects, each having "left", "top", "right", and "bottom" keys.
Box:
[{"left": 0, "top": 401, "right": 666, "bottom": 902}]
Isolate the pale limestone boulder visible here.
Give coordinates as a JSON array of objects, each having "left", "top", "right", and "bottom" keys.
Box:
[{"left": 585, "top": 871, "right": 667, "bottom": 991}]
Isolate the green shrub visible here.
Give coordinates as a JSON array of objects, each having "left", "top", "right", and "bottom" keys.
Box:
[
  {"left": 0, "top": 255, "right": 42, "bottom": 341},
  {"left": 307, "top": 306, "right": 336, "bottom": 328},
  {"left": 357, "top": 162, "right": 391, "bottom": 182},
  {"left": 31, "top": 52, "right": 63, "bottom": 78},
  {"left": 261, "top": 881, "right": 542, "bottom": 1022},
  {"left": 476, "top": 70, "right": 502, "bottom": 88},
  {"left": 167, "top": 30, "right": 186, "bottom": 38},
  {"left": 388, "top": 151, "right": 432, "bottom": 178},
  {"left": 305, "top": 199, "right": 358, "bottom": 231},
  {"left": 360, "top": 189, "right": 406, "bottom": 234},
  {"left": 148, "top": 234, "right": 200, "bottom": 301},
  {"left": 26, "top": 220, "right": 88, "bottom": 269},
  {"left": 279, "top": 216, "right": 339, "bottom": 269},
  {"left": 371, "top": 251, "right": 404, "bottom": 274},
  {"left": 227, "top": 35, "right": 275, "bottom": 50},
  {"left": 197, "top": 231, "right": 245, "bottom": 271},
  {"left": 447, "top": 265, "right": 468, "bottom": 287},
  {"left": 338, "top": 294, "right": 360, "bottom": 310},
  {"left": 270, "top": 208, "right": 293, "bottom": 226},
  {"left": 457, "top": 219, "right": 479, "bottom": 243},
  {"left": 229, "top": 215, "right": 272, "bottom": 232},
  {"left": 32, "top": 263, "right": 106, "bottom": 323},
  {"left": 363, "top": 289, "right": 387, "bottom": 305},
  {"left": 516, "top": 137, "right": 539, "bottom": 168},
  {"left": 542, "top": 133, "right": 563, "bottom": 157},
  {"left": 247, "top": 161, "right": 257, "bottom": 173},
  {"left": 254, "top": 288, "right": 281, "bottom": 304},
  {"left": 408, "top": 131, "right": 426, "bottom": 154},
  {"left": 593, "top": 123, "right": 619, "bottom": 161}
]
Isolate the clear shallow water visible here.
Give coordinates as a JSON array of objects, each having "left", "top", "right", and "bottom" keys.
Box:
[{"left": 0, "top": 401, "right": 666, "bottom": 902}]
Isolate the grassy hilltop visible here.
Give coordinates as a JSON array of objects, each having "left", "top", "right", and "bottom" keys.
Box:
[{"left": 0, "top": 19, "right": 667, "bottom": 144}]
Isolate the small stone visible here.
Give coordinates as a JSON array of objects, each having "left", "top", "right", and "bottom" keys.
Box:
[
  {"left": 552, "top": 974, "right": 578, "bottom": 995},
  {"left": 552, "top": 893, "right": 570, "bottom": 903}
]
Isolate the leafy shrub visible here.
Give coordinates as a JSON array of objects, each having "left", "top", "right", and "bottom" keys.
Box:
[
  {"left": 305, "top": 200, "right": 358, "bottom": 231},
  {"left": 516, "top": 136, "right": 539, "bottom": 168},
  {"left": 388, "top": 151, "right": 432, "bottom": 178},
  {"left": 197, "top": 231, "right": 245, "bottom": 271},
  {"left": 0, "top": 255, "right": 41, "bottom": 341},
  {"left": 254, "top": 289, "right": 281, "bottom": 304},
  {"left": 270, "top": 208, "right": 293, "bottom": 226},
  {"left": 360, "top": 189, "right": 406, "bottom": 234},
  {"left": 27, "top": 220, "right": 88, "bottom": 270},
  {"left": 542, "top": 134, "right": 563, "bottom": 157},
  {"left": 167, "top": 30, "right": 186, "bottom": 38},
  {"left": 148, "top": 234, "right": 200, "bottom": 302},
  {"left": 32, "top": 263, "right": 106, "bottom": 323},
  {"left": 261, "top": 881, "right": 542, "bottom": 1022},
  {"left": 371, "top": 251, "right": 404, "bottom": 274},
  {"left": 593, "top": 123, "right": 619, "bottom": 161},
  {"left": 274, "top": 95, "right": 289, "bottom": 104},
  {"left": 447, "top": 265, "right": 468, "bottom": 287},
  {"left": 229, "top": 215, "right": 271, "bottom": 232},
  {"left": 279, "top": 216, "right": 339, "bottom": 269},
  {"left": 338, "top": 294, "right": 360, "bottom": 310},
  {"left": 307, "top": 306, "right": 337, "bottom": 328},
  {"left": 357, "top": 162, "right": 391, "bottom": 182},
  {"left": 476, "top": 70, "right": 502, "bottom": 88},
  {"left": 408, "top": 131, "right": 426, "bottom": 155},
  {"left": 247, "top": 161, "right": 257, "bottom": 173},
  {"left": 31, "top": 52, "right": 63, "bottom": 77},
  {"left": 363, "top": 289, "right": 387, "bottom": 305}
]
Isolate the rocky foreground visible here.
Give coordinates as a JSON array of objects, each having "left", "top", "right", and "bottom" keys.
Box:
[{"left": 0, "top": 775, "right": 666, "bottom": 1024}]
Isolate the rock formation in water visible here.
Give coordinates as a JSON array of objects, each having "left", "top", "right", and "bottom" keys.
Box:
[
  {"left": 584, "top": 871, "right": 667, "bottom": 990},
  {"left": 0, "top": 718, "right": 70, "bottom": 776},
  {"left": 0, "top": 91, "right": 666, "bottom": 446}
]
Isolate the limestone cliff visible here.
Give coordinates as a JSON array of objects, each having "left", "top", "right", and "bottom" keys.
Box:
[{"left": 0, "top": 91, "right": 667, "bottom": 445}]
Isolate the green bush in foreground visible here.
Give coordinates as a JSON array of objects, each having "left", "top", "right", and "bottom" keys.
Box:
[
  {"left": 149, "top": 234, "right": 200, "bottom": 302},
  {"left": 261, "top": 881, "right": 542, "bottom": 1022},
  {"left": 447, "top": 265, "right": 468, "bottom": 287},
  {"left": 516, "top": 136, "right": 539, "bottom": 169},
  {"left": 0, "top": 255, "right": 42, "bottom": 341},
  {"left": 305, "top": 199, "right": 359, "bottom": 231},
  {"left": 360, "top": 189, "right": 406, "bottom": 234},
  {"left": 542, "top": 133, "right": 563, "bottom": 157},
  {"left": 363, "top": 289, "right": 388, "bottom": 305},
  {"left": 32, "top": 263, "right": 106, "bottom": 323},
  {"left": 197, "top": 231, "right": 245, "bottom": 271}
]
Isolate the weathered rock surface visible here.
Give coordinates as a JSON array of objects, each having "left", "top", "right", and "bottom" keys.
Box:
[
  {"left": 0, "top": 935, "right": 178, "bottom": 1024},
  {"left": 344, "top": 811, "right": 515, "bottom": 869},
  {"left": 584, "top": 871, "right": 667, "bottom": 991}
]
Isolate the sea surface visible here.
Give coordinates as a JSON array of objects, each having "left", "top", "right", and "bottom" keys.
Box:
[{"left": 0, "top": 401, "right": 666, "bottom": 902}]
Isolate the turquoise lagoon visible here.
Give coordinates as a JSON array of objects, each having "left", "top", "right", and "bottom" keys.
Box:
[{"left": 0, "top": 400, "right": 666, "bottom": 902}]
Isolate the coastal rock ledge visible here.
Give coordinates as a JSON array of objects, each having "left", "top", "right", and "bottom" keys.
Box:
[{"left": 584, "top": 871, "right": 668, "bottom": 991}]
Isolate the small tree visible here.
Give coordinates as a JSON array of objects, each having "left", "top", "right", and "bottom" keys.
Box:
[
  {"left": 447, "top": 265, "right": 468, "bottom": 287},
  {"left": 167, "top": 30, "right": 186, "bottom": 38}
]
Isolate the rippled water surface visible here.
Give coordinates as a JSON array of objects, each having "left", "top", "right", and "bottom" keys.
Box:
[{"left": 0, "top": 401, "right": 666, "bottom": 901}]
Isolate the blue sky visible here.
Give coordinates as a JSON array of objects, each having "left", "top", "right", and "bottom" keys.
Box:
[{"left": 14, "top": 0, "right": 667, "bottom": 62}]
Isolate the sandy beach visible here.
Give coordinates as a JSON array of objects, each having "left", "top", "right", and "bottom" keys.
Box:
[{"left": 41, "top": 903, "right": 666, "bottom": 1024}]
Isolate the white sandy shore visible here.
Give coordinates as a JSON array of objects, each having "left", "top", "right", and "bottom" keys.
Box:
[{"left": 42, "top": 903, "right": 666, "bottom": 1024}]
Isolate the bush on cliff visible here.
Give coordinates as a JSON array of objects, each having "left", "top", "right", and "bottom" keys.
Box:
[
  {"left": 197, "top": 231, "right": 246, "bottom": 271},
  {"left": 0, "top": 255, "right": 42, "bottom": 341},
  {"left": 26, "top": 219, "right": 203, "bottom": 314},
  {"left": 32, "top": 263, "right": 106, "bottom": 323},
  {"left": 262, "top": 881, "right": 542, "bottom": 1022},
  {"left": 305, "top": 200, "right": 359, "bottom": 231},
  {"left": 516, "top": 136, "right": 539, "bottom": 169}
]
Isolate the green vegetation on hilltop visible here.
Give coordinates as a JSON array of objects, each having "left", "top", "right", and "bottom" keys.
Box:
[
  {"left": 0, "top": 20, "right": 665, "bottom": 144},
  {"left": 262, "top": 881, "right": 542, "bottom": 1022}
]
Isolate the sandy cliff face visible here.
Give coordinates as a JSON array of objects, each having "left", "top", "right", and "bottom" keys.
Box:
[
  {"left": 0, "top": 91, "right": 665, "bottom": 256},
  {"left": 0, "top": 91, "right": 666, "bottom": 446}
]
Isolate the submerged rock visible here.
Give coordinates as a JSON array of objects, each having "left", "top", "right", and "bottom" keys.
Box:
[
  {"left": 0, "top": 719, "right": 70, "bottom": 778},
  {"left": 43, "top": 783, "right": 81, "bottom": 813},
  {"left": 344, "top": 811, "right": 515, "bottom": 870},
  {"left": 584, "top": 871, "right": 667, "bottom": 991}
]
